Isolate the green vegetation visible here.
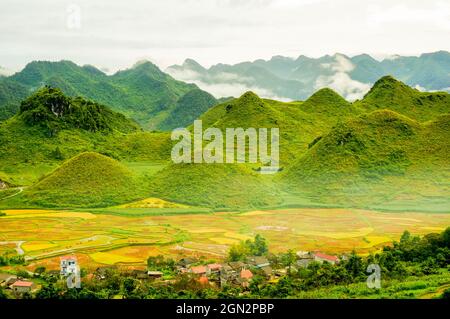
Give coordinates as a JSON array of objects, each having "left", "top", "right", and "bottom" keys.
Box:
[
  {"left": 355, "top": 76, "right": 450, "bottom": 121},
  {"left": 228, "top": 234, "right": 268, "bottom": 261},
  {"left": 17, "top": 152, "right": 145, "bottom": 208},
  {"left": 279, "top": 109, "right": 450, "bottom": 209},
  {"left": 0, "top": 253, "right": 25, "bottom": 266},
  {"left": 151, "top": 163, "right": 281, "bottom": 209},
  {"left": 160, "top": 89, "right": 218, "bottom": 129},
  {"left": 0, "top": 88, "right": 172, "bottom": 187},
  {"left": 0, "top": 80, "right": 29, "bottom": 120},
  {"left": 0, "top": 75, "right": 448, "bottom": 211},
  {"left": 19, "top": 86, "right": 140, "bottom": 134},
  {"left": 0, "top": 60, "right": 219, "bottom": 129}
]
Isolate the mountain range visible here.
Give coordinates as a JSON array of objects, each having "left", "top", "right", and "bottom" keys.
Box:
[
  {"left": 0, "top": 60, "right": 219, "bottom": 130},
  {"left": 0, "top": 59, "right": 448, "bottom": 211},
  {"left": 166, "top": 51, "right": 450, "bottom": 102}
]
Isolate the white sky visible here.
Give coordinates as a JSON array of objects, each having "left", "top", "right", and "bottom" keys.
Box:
[{"left": 0, "top": 0, "right": 449, "bottom": 72}]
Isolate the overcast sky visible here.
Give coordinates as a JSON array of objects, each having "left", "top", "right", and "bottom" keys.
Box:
[{"left": 1, "top": 0, "right": 449, "bottom": 73}]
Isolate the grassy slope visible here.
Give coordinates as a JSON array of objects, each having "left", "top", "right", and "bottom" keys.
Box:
[
  {"left": 354, "top": 76, "right": 450, "bottom": 121},
  {"left": 9, "top": 152, "right": 145, "bottom": 208},
  {"left": 150, "top": 90, "right": 361, "bottom": 209},
  {"left": 151, "top": 163, "right": 281, "bottom": 209},
  {"left": 279, "top": 110, "right": 450, "bottom": 210},
  {"left": 1, "top": 76, "right": 449, "bottom": 210},
  {"left": 0, "top": 88, "right": 172, "bottom": 186}
]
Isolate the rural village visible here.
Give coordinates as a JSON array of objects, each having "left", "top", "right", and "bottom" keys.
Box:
[{"left": 0, "top": 248, "right": 340, "bottom": 298}]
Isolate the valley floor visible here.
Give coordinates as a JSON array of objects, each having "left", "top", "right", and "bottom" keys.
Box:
[{"left": 0, "top": 207, "right": 449, "bottom": 272}]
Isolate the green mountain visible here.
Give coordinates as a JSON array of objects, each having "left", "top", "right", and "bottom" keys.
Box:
[
  {"left": 18, "top": 152, "right": 144, "bottom": 208},
  {"left": 0, "top": 60, "right": 218, "bottom": 129},
  {"left": 149, "top": 89, "right": 361, "bottom": 209},
  {"left": 1, "top": 75, "right": 448, "bottom": 211},
  {"left": 19, "top": 86, "right": 140, "bottom": 134},
  {"left": 300, "top": 88, "right": 360, "bottom": 115},
  {"left": 151, "top": 78, "right": 449, "bottom": 210},
  {"left": 354, "top": 76, "right": 450, "bottom": 121},
  {"left": 0, "top": 88, "right": 171, "bottom": 186},
  {"left": 279, "top": 110, "right": 450, "bottom": 210},
  {"left": 167, "top": 51, "right": 450, "bottom": 101},
  {"left": 0, "top": 80, "right": 29, "bottom": 120},
  {"left": 160, "top": 88, "right": 218, "bottom": 129}
]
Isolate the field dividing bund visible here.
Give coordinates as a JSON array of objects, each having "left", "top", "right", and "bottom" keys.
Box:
[{"left": 0, "top": 208, "right": 449, "bottom": 271}]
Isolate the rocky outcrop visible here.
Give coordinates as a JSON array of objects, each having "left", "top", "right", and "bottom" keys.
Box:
[{"left": 0, "top": 180, "right": 8, "bottom": 189}]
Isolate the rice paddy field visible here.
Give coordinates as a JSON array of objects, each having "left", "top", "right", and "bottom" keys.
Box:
[{"left": 0, "top": 207, "right": 449, "bottom": 272}]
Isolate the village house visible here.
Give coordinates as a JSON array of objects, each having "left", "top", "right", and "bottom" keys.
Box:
[
  {"left": 189, "top": 263, "right": 223, "bottom": 277},
  {"left": 95, "top": 266, "right": 117, "bottom": 280},
  {"left": 219, "top": 264, "right": 235, "bottom": 287},
  {"left": 60, "top": 255, "right": 78, "bottom": 276},
  {"left": 296, "top": 251, "right": 314, "bottom": 268},
  {"left": 177, "top": 257, "right": 198, "bottom": 268},
  {"left": 147, "top": 271, "right": 163, "bottom": 279},
  {"left": 131, "top": 269, "right": 150, "bottom": 280},
  {"left": 190, "top": 265, "right": 208, "bottom": 276},
  {"left": 239, "top": 269, "right": 253, "bottom": 288},
  {"left": 207, "top": 263, "right": 222, "bottom": 274},
  {"left": 0, "top": 273, "right": 17, "bottom": 288},
  {"left": 313, "top": 252, "right": 339, "bottom": 265},
  {"left": 228, "top": 261, "right": 245, "bottom": 272},
  {"left": 246, "top": 256, "right": 272, "bottom": 277},
  {"left": 11, "top": 280, "right": 34, "bottom": 295},
  {"left": 296, "top": 251, "right": 339, "bottom": 267}
]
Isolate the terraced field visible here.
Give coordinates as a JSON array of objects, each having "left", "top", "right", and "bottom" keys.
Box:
[{"left": 0, "top": 208, "right": 449, "bottom": 272}]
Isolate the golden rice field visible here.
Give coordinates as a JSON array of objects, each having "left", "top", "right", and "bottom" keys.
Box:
[{"left": 0, "top": 208, "right": 449, "bottom": 272}]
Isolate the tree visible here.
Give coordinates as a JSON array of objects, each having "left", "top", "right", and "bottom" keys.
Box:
[
  {"left": 147, "top": 255, "right": 165, "bottom": 269},
  {"left": 35, "top": 283, "right": 61, "bottom": 299},
  {"left": 16, "top": 269, "right": 30, "bottom": 278},
  {"left": 228, "top": 234, "right": 268, "bottom": 261},
  {"left": 34, "top": 266, "right": 46, "bottom": 277},
  {"left": 52, "top": 146, "right": 64, "bottom": 160},
  {"left": 0, "top": 286, "right": 7, "bottom": 299},
  {"left": 250, "top": 234, "right": 268, "bottom": 256},
  {"left": 344, "top": 251, "right": 364, "bottom": 279},
  {"left": 122, "top": 278, "right": 138, "bottom": 298},
  {"left": 281, "top": 250, "right": 297, "bottom": 276},
  {"left": 228, "top": 242, "right": 250, "bottom": 261},
  {"left": 441, "top": 288, "right": 450, "bottom": 299},
  {"left": 400, "top": 230, "right": 411, "bottom": 243},
  {"left": 442, "top": 227, "right": 450, "bottom": 248}
]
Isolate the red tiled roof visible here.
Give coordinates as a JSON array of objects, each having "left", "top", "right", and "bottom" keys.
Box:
[
  {"left": 60, "top": 255, "right": 77, "bottom": 261},
  {"left": 314, "top": 252, "right": 339, "bottom": 262},
  {"left": 240, "top": 269, "right": 253, "bottom": 280},
  {"left": 11, "top": 281, "right": 33, "bottom": 287},
  {"left": 207, "top": 263, "right": 222, "bottom": 270},
  {"left": 191, "top": 265, "right": 207, "bottom": 274}
]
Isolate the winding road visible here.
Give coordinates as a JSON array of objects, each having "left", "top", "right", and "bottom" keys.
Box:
[{"left": 0, "top": 187, "right": 24, "bottom": 200}]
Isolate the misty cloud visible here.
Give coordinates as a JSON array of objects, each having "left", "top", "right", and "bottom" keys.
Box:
[
  {"left": 315, "top": 55, "right": 371, "bottom": 101},
  {"left": 0, "top": 0, "right": 449, "bottom": 72},
  {"left": 166, "top": 67, "right": 286, "bottom": 100}
]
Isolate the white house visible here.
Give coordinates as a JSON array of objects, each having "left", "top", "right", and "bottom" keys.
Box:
[{"left": 60, "top": 255, "right": 78, "bottom": 276}]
